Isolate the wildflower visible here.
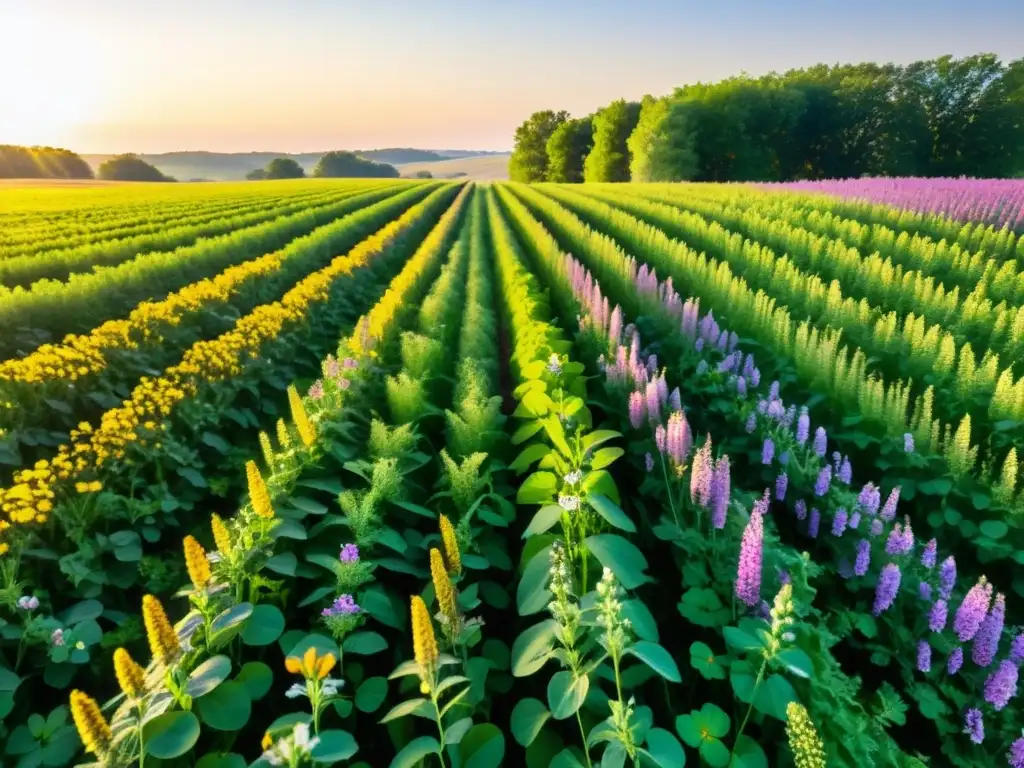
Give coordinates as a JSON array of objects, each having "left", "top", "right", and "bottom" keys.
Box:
[
  {"left": 954, "top": 577, "right": 993, "bottom": 642},
  {"left": 775, "top": 472, "right": 788, "bottom": 501},
  {"left": 813, "top": 466, "right": 831, "bottom": 497},
  {"left": 546, "top": 354, "right": 562, "bottom": 376},
  {"left": 654, "top": 424, "right": 667, "bottom": 454},
  {"left": 321, "top": 595, "right": 360, "bottom": 617},
  {"left": 411, "top": 595, "right": 438, "bottom": 694},
  {"left": 113, "top": 648, "right": 146, "bottom": 699},
  {"left": 211, "top": 513, "right": 232, "bottom": 553},
  {"left": 1009, "top": 737, "right": 1024, "bottom": 768},
  {"left": 808, "top": 508, "right": 820, "bottom": 538},
  {"left": 667, "top": 411, "right": 692, "bottom": 466},
  {"left": 880, "top": 487, "right": 900, "bottom": 521},
  {"left": 735, "top": 509, "right": 763, "bottom": 607},
  {"left": 645, "top": 380, "right": 661, "bottom": 423},
  {"left": 848, "top": 511, "right": 861, "bottom": 529},
  {"left": 917, "top": 641, "right": 931, "bottom": 672},
  {"left": 973, "top": 593, "right": 1006, "bottom": 668},
  {"left": 857, "top": 483, "right": 881, "bottom": 515},
  {"left": 904, "top": 433, "right": 914, "bottom": 453},
  {"left": 984, "top": 660, "right": 1018, "bottom": 711},
  {"left": 183, "top": 535, "right": 211, "bottom": 590},
  {"left": 430, "top": 548, "right": 459, "bottom": 628},
  {"left": 762, "top": 438, "right": 775, "bottom": 465},
  {"left": 1011, "top": 633, "right": 1024, "bottom": 665},
  {"left": 628, "top": 392, "right": 645, "bottom": 429},
  {"left": 794, "top": 499, "right": 807, "bottom": 520},
  {"left": 767, "top": 399, "right": 785, "bottom": 421},
  {"left": 831, "top": 507, "right": 848, "bottom": 538},
  {"left": 885, "top": 519, "right": 914, "bottom": 556},
  {"left": 246, "top": 460, "right": 274, "bottom": 519},
  {"left": 939, "top": 556, "right": 957, "bottom": 599},
  {"left": 439, "top": 515, "right": 461, "bottom": 576},
  {"left": 813, "top": 427, "right": 827, "bottom": 457},
  {"left": 736, "top": 376, "right": 747, "bottom": 397},
  {"left": 745, "top": 412, "right": 757, "bottom": 433},
  {"left": 287, "top": 386, "right": 316, "bottom": 448},
  {"left": 873, "top": 563, "right": 901, "bottom": 616},
  {"left": 838, "top": 457, "right": 852, "bottom": 484},
  {"left": 17, "top": 595, "right": 39, "bottom": 611},
  {"left": 142, "top": 595, "right": 180, "bottom": 665},
  {"left": 644, "top": 452, "right": 655, "bottom": 473},
  {"left": 785, "top": 702, "right": 826, "bottom": 768},
  {"left": 339, "top": 543, "right": 360, "bottom": 563},
  {"left": 51, "top": 628, "right": 65, "bottom": 647},
  {"left": 963, "top": 708, "right": 984, "bottom": 745},
  {"left": 854, "top": 539, "right": 871, "bottom": 576},
  {"left": 558, "top": 495, "right": 580, "bottom": 512},
  {"left": 920, "top": 581, "right": 933, "bottom": 600},
  {"left": 870, "top": 518, "right": 884, "bottom": 537},
  {"left": 669, "top": 387, "right": 681, "bottom": 411},
  {"left": 921, "top": 539, "right": 937, "bottom": 569},
  {"left": 690, "top": 440, "right": 712, "bottom": 507},
  {"left": 948, "top": 646, "right": 964, "bottom": 675},
  {"left": 710, "top": 456, "right": 730, "bottom": 529},
  {"left": 796, "top": 409, "right": 810, "bottom": 445},
  {"left": 70, "top": 690, "right": 112, "bottom": 757},
  {"left": 929, "top": 599, "right": 948, "bottom": 632},
  {"left": 285, "top": 647, "right": 336, "bottom": 680}
]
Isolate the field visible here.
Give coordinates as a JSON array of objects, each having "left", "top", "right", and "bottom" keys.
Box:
[
  {"left": 395, "top": 155, "right": 511, "bottom": 181},
  {"left": 0, "top": 178, "right": 1021, "bottom": 768}
]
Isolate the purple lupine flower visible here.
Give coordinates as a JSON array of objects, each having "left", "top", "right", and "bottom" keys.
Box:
[
  {"left": 769, "top": 381, "right": 780, "bottom": 400},
  {"left": 762, "top": 438, "right": 775, "bottom": 465},
  {"left": 729, "top": 331, "right": 739, "bottom": 351},
  {"left": 880, "top": 487, "right": 901, "bottom": 521},
  {"left": 984, "top": 661, "right": 1018, "bottom": 711},
  {"left": 955, "top": 578, "right": 993, "bottom": 642},
  {"left": 736, "top": 377, "right": 747, "bottom": 397},
  {"left": 1011, "top": 633, "right": 1024, "bottom": 665},
  {"left": 628, "top": 391, "right": 645, "bottom": 429},
  {"left": 972, "top": 593, "right": 1006, "bottom": 668},
  {"left": 690, "top": 441, "right": 713, "bottom": 508},
  {"left": 783, "top": 405, "right": 797, "bottom": 429},
  {"left": 964, "top": 708, "right": 985, "bottom": 744},
  {"left": 339, "top": 544, "right": 360, "bottom": 563},
  {"left": 849, "top": 511, "right": 861, "bottom": 529},
  {"left": 831, "top": 507, "right": 848, "bottom": 537},
  {"left": 794, "top": 499, "right": 807, "bottom": 520},
  {"left": 885, "top": 521, "right": 913, "bottom": 556},
  {"left": 777, "top": 568, "right": 792, "bottom": 586},
  {"left": 735, "top": 510, "right": 764, "bottom": 607},
  {"left": 716, "top": 331, "right": 728, "bottom": 351},
  {"left": 838, "top": 457, "right": 852, "bottom": 485},
  {"left": 949, "top": 647, "right": 964, "bottom": 675},
  {"left": 711, "top": 456, "right": 731, "bottom": 530},
  {"left": 756, "top": 398, "right": 769, "bottom": 415},
  {"left": 695, "top": 338, "right": 705, "bottom": 353},
  {"left": 813, "top": 427, "right": 827, "bottom": 457},
  {"left": 656, "top": 373, "right": 669, "bottom": 408},
  {"left": 308, "top": 380, "right": 324, "bottom": 400},
  {"left": 796, "top": 409, "right": 810, "bottom": 445},
  {"left": 667, "top": 411, "right": 692, "bottom": 466},
  {"left": 814, "top": 466, "right": 831, "bottom": 497},
  {"left": 767, "top": 399, "right": 785, "bottom": 421},
  {"left": 904, "top": 433, "right": 915, "bottom": 453},
  {"left": 939, "top": 557, "right": 957, "bottom": 599},
  {"left": 922, "top": 539, "right": 937, "bottom": 569},
  {"left": 1008, "top": 737, "right": 1024, "bottom": 768},
  {"left": 918, "top": 641, "right": 932, "bottom": 672},
  {"left": 920, "top": 582, "right": 933, "bottom": 601},
  {"left": 775, "top": 473, "right": 788, "bottom": 501},
  {"left": 655, "top": 424, "right": 667, "bottom": 455},
  {"left": 745, "top": 412, "right": 757, "bottom": 433},
  {"left": 647, "top": 354, "right": 658, "bottom": 377},
  {"left": 808, "top": 508, "right": 821, "bottom": 538},
  {"left": 873, "top": 563, "right": 901, "bottom": 615},
  {"left": 696, "top": 360, "right": 708, "bottom": 375},
  {"left": 857, "top": 483, "right": 881, "bottom": 515},
  {"left": 749, "top": 367, "right": 761, "bottom": 388},
  {"left": 929, "top": 599, "right": 948, "bottom": 632},
  {"left": 752, "top": 489, "right": 771, "bottom": 518},
  {"left": 832, "top": 451, "right": 842, "bottom": 474},
  {"left": 645, "top": 380, "right": 661, "bottom": 423},
  {"left": 322, "top": 594, "right": 360, "bottom": 617},
  {"left": 644, "top": 452, "right": 655, "bottom": 473},
  {"left": 854, "top": 539, "right": 871, "bottom": 576},
  {"left": 870, "top": 519, "right": 883, "bottom": 537},
  {"left": 669, "top": 387, "right": 681, "bottom": 412},
  {"left": 608, "top": 306, "right": 622, "bottom": 346}
]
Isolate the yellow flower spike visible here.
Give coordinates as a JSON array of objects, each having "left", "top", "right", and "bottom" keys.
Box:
[
  {"left": 410, "top": 594, "right": 439, "bottom": 694},
  {"left": 439, "top": 515, "right": 461, "bottom": 576},
  {"left": 785, "top": 702, "right": 826, "bottom": 768},
  {"left": 112, "top": 648, "right": 146, "bottom": 699},
  {"left": 276, "top": 419, "right": 291, "bottom": 450},
  {"left": 287, "top": 385, "right": 316, "bottom": 448},
  {"left": 183, "top": 535, "right": 211, "bottom": 590},
  {"left": 210, "top": 513, "right": 232, "bottom": 554},
  {"left": 142, "top": 595, "right": 180, "bottom": 665},
  {"left": 262, "top": 731, "right": 274, "bottom": 751},
  {"left": 245, "top": 461, "right": 274, "bottom": 519},
  {"left": 430, "top": 549, "right": 458, "bottom": 628},
  {"left": 69, "top": 690, "right": 112, "bottom": 756},
  {"left": 314, "top": 652, "right": 336, "bottom": 680}
]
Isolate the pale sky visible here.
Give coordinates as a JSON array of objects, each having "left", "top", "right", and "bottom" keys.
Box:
[{"left": 1, "top": 0, "right": 1022, "bottom": 154}]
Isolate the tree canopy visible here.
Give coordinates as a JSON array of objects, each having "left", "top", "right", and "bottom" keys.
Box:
[
  {"left": 312, "top": 151, "right": 399, "bottom": 178},
  {"left": 97, "top": 154, "right": 172, "bottom": 182},
  {"left": 545, "top": 117, "right": 593, "bottom": 183},
  {"left": 0, "top": 145, "right": 93, "bottom": 179},
  {"left": 583, "top": 100, "right": 641, "bottom": 182},
  {"left": 627, "top": 96, "right": 698, "bottom": 182},
  {"left": 263, "top": 157, "right": 306, "bottom": 179},
  {"left": 509, "top": 110, "right": 569, "bottom": 182}
]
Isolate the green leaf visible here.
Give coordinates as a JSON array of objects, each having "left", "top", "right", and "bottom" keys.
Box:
[
  {"left": 209, "top": 603, "right": 253, "bottom": 646},
  {"left": 185, "top": 655, "right": 232, "bottom": 698},
  {"left": 196, "top": 752, "right": 247, "bottom": 768},
  {"left": 918, "top": 478, "right": 952, "bottom": 496},
  {"left": 547, "top": 670, "right": 589, "bottom": 720},
  {"left": 523, "top": 505, "right": 564, "bottom": 537},
  {"left": 678, "top": 588, "right": 730, "bottom": 627},
  {"left": 389, "top": 735, "right": 441, "bottom": 768},
  {"left": 980, "top": 520, "right": 1008, "bottom": 539},
  {"left": 59, "top": 600, "right": 103, "bottom": 626},
  {"left": 195, "top": 681, "right": 251, "bottom": 731},
  {"left": 310, "top": 730, "right": 358, "bottom": 761},
  {"left": 581, "top": 430, "right": 620, "bottom": 452},
  {"left": 343, "top": 631, "right": 388, "bottom": 655},
  {"left": 289, "top": 496, "right": 328, "bottom": 515},
  {"left": 511, "top": 697, "right": 551, "bottom": 747},
  {"left": 511, "top": 421, "right": 545, "bottom": 445},
  {"left": 235, "top": 662, "right": 273, "bottom": 701},
  {"left": 511, "top": 619, "right": 557, "bottom": 677},
  {"left": 723, "top": 627, "right": 762, "bottom": 652},
  {"left": 622, "top": 599, "right": 658, "bottom": 643},
  {"left": 178, "top": 468, "right": 208, "bottom": 488},
  {"left": 753, "top": 674, "right": 796, "bottom": 720},
  {"left": 517, "top": 472, "right": 557, "bottom": 504},
  {"left": 459, "top": 723, "right": 506, "bottom": 768},
  {"left": 689, "top": 641, "right": 726, "bottom": 680},
  {"left": 380, "top": 698, "right": 432, "bottom": 724},
  {"left": 516, "top": 545, "right": 554, "bottom": 616},
  {"left": 587, "top": 494, "right": 635, "bottom": 533},
  {"left": 0, "top": 667, "right": 22, "bottom": 692},
  {"left": 355, "top": 677, "right": 388, "bottom": 713},
  {"left": 446, "top": 716, "right": 474, "bottom": 745},
  {"left": 641, "top": 728, "right": 686, "bottom": 768},
  {"left": 201, "top": 432, "right": 232, "bottom": 453},
  {"left": 601, "top": 742, "right": 627, "bottom": 768},
  {"left": 265, "top": 551, "right": 297, "bottom": 576},
  {"left": 511, "top": 444, "right": 553, "bottom": 473},
  {"left": 729, "top": 736, "right": 768, "bottom": 768},
  {"left": 589, "top": 447, "right": 624, "bottom": 471},
  {"left": 626, "top": 641, "right": 681, "bottom": 682},
  {"left": 241, "top": 604, "right": 284, "bottom": 646},
  {"left": 584, "top": 534, "right": 650, "bottom": 588},
  {"left": 777, "top": 648, "right": 813, "bottom": 679},
  {"left": 144, "top": 712, "right": 200, "bottom": 759}
]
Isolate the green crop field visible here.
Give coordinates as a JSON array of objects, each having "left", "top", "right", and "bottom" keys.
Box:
[{"left": 0, "top": 179, "right": 1021, "bottom": 768}]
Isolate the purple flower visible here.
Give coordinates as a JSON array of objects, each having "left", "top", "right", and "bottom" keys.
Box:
[
  {"left": 17, "top": 596, "right": 39, "bottom": 611},
  {"left": 669, "top": 387, "right": 681, "bottom": 412},
  {"left": 885, "top": 518, "right": 914, "bottom": 556},
  {"left": 656, "top": 373, "right": 668, "bottom": 408},
  {"left": 339, "top": 544, "right": 360, "bottom": 563},
  {"left": 813, "top": 427, "right": 827, "bottom": 457},
  {"left": 769, "top": 381, "right": 780, "bottom": 400},
  {"left": 972, "top": 593, "right": 1006, "bottom": 668},
  {"left": 608, "top": 306, "right": 623, "bottom": 346},
  {"left": 644, "top": 452, "right": 655, "bottom": 473},
  {"left": 322, "top": 594, "right": 361, "bottom": 617},
  {"left": 775, "top": 473, "right": 788, "bottom": 501},
  {"left": 796, "top": 408, "right": 810, "bottom": 445},
  {"left": 710, "top": 456, "right": 730, "bottom": 530},
  {"left": 667, "top": 411, "right": 692, "bottom": 466},
  {"left": 777, "top": 568, "right": 791, "bottom": 585},
  {"left": 954, "top": 577, "right": 993, "bottom": 642},
  {"left": 929, "top": 599, "right": 948, "bottom": 632},
  {"left": 628, "top": 391, "right": 645, "bottom": 429},
  {"left": 904, "top": 433, "right": 915, "bottom": 453},
  {"left": 735, "top": 510, "right": 764, "bottom": 607},
  {"left": 848, "top": 511, "right": 861, "bottom": 529},
  {"left": 921, "top": 539, "right": 937, "bottom": 569},
  {"left": 1008, "top": 737, "right": 1024, "bottom": 768},
  {"left": 917, "top": 640, "right": 931, "bottom": 672},
  {"left": 919, "top": 582, "right": 932, "bottom": 601},
  {"left": 745, "top": 412, "right": 757, "bottom": 433},
  {"left": 854, "top": 539, "right": 871, "bottom": 576},
  {"left": 767, "top": 399, "right": 785, "bottom": 421},
  {"left": 736, "top": 377, "right": 747, "bottom": 397},
  {"left": 857, "top": 483, "right": 881, "bottom": 515},
  {"left": 963, "top": 708, "right": 984, "bottom": 745},
  {"left": 873, "top": 563, "right": 901, "bottom": 615},
  {"left": 808, "top": 508, "right": 821, "bottom": 538},
  {"left": 308, "top": 380, "right": 324, "bottom": 400},
  {"left": 831, "top": 507, "right": 848, "bottom": 538},
  {"left": 1011, "top": 633, "right": 1024, "bottom": 665},
  {"left": 784, "top": 405, "right": 797, "bottom": 428},
  {"left": 794, "top": 499, "right": 807, "bottom": 521},
  {"left": 880, "top": 487, "right": 900, "bottom": 521},
  {"left": 752, "top": 489, "right": 771, "bottom": 517},
  {"left": 870, "top": 519, "right": 883, "bottom": 537},
  {"left": 762, "top": 438, "right": 775, "bottom": 465},
  {"left": 814, "top": 466, "right": 831, "bottom": 497},
  {"left": 690, "top": 441, "right": 713, "bottom": 508},
  {"left": 948, "top": 647, "right": 964, "bottom": 675},
  {"left": 939, "top": 557, "right": 957, "bottom": 599},
  {"left": 645, "top": 381, "right": 661, "bottom": 423},
  {"left": 695, "top": 338, "right": 705, "bottom": 353},
  {"left": 655, "top": 424, "right": 667, "bottom": 455},
  {"left": 984, "top": 660, "right": 1018, "bottom": 711},
  {"left": 838, "top": 458, "right": 852, "bottom": 485},
  {"left": 757, "top": 399, "right": 768, "bottom": 415}
]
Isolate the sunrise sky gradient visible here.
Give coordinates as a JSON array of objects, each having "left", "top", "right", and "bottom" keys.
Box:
[{"left": 2, "top": 0, "right": 1022, "bottom": 154}]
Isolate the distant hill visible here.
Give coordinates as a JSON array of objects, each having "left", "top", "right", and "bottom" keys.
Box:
[
  {"left": 396, "top": 154, "right": 510, "bottom": 181},
  {"left": 81, "top": 149, "right": 508, "bottom": 181}
]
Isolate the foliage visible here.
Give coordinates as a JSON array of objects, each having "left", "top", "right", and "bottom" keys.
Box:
[
  {"left": 509, "top": 110, "right": 569, "bottom": 182},
  {"left": 627, "top": 95, "right": 698, "bottom": 182},
  {"left": 545, "top": 117, "right": 593, "bottom": 183},
  {"left": 96, "top": 154, "right": 173, "bottom": 182},
  {"left": 0, "top": 144, "right": 93, "bottom": 179},
  {"left": 583, "top": 99, "right": 641, "bottom": 182},
  {"left": 312, "top": 151, "right": 399, "bottom": 179}
]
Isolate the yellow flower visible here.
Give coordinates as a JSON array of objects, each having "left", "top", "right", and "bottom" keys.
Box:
[
  {"left": 288, "top": 385, "right": 316, "bottom": 448},
  {"left": 113, "top": 648, "right": 146, "bottom": 698},
  {"left": 430, "top": 548, "right": 458, "bottom": 629},
  {"left": 142, "top": 595, "right": 180, "bottom": 665},
  {"left": 276, "top": 419, "right": 291, "bottom": 449},
  {"left": 89, "top": 480, "right": 102, "bottom": 492},
  {"left": 786, "top": 702, "right": 826, "bottom": 768},
  {"left": 183, "top": 535, "right": 211, "bottom": 590},
  {"left": 410, "top": 594, "right": 438, "bottom": 693},
  {"left": 245, "top": 461, "right": 274, "bottom": 519},
  {"left": 69, "top": 690, "right": 112, "bottom": 756},
  {"left": 285, "top": 646, "right": 336, "bottom": 680},
  {"left": 262, "top": 731, "right": 274, "bottom": 750},
  {"left": 211, "top": 513, "right": 232, "bottom": 553},
  {"left": 439, "top": 515, "right": 461, "bottom": 576}
]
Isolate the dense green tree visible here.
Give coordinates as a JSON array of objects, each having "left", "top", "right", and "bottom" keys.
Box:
[
  {"left": 97, "top": 154, "right": 171, "bottom": 182},
  {"left": 414, "top": 170, "right": 433, "bottom": 179},
  {"left": 0, "top": 145, "right": 93, "bottom": 179},
  {"left": 509, "top": 110, "right": 569, "bottom": 182},
  {"left": 627, "top": 96, "right": 698, "bottom": 182},
  {"left": 264, "top": 157, "right": 306, "bottom": 179},
  {"left": 583, "top": 100, "right": 640, "bottom": 182},
  {"left": 312, "top": 151, "right": 399, "bottom": 178},
  {"left": 245, "top": 168, "right": 268, "bottom": 180},
  {"left": 545, "top": 117, "right": 593, "bottom": 182}
]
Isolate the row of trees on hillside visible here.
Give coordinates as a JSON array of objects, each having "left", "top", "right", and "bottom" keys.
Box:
[
  {"left": 510, "top": 54, "right": 1024, "bottom": 183},
  {"left": 0, "top": 145, "right": 94, "bottom": 179},
  {"left": 246, "top": 151, "right": 400, "bottom": 180},
  {"left": 97, "top": 154, "right": 175, "bottom": 182}
]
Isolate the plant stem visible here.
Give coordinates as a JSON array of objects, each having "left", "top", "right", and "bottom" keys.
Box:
[
  {"left": 730, "top": 661, "right": 766, "bottom": 761},
  {"left": 575, "top": 710, "right": 593, "bottom": 768}
]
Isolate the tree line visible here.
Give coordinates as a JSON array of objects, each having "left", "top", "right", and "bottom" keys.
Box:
[
  {"left": 0, "top": 145, "right": 94, "bottom": 179},
  {"left": 247, "top": 152, "right": 400, "bottom": 180},
  {"left": 510, "top": 54, "right": 1024, "bottom": 183}
]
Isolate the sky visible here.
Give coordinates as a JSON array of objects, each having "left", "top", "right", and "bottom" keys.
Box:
[{"left": 1, "top": 0, "right": 1022, "bottom": 154}]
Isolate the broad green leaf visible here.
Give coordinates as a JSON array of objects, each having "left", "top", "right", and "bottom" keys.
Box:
[
  {"left": 144, "top": 712, "right": 200, "bottom": 759},
  {"left": 511, "top": 698, "right": 551, "bottom": 747},
  {"left": 523, "top": 505, "right": 564, "bottom": 537},
  {"left": 235, "top": 662, "right": 273, "bottom": 701},
  {"left": 343, "top": 631, "right": 388, "bottom": 655},
  {"left": 355, "top": 677, "right": 388, "bottom": 713},
  {"left": 241, "top": 604, "right": 285, "bottom": 647},
  {"left": 195, "top": 681, "right": 251, "bottom": 731},
  {"left": 587, "top": 494, "right": 635, "bottom": 533},
  {"left": 584, "top": 534, "right": 650, "bottom": 588},
  {"left": 511, "top": 444, "right": 553, "bottom": 474},
  {"left": 310, "top": 730, "right": 358, "bottom": 761},
  {"left": 195, "top": 753, "right": 246, "bottom": 768},
  {"left": 459, "top": 723, "right": 506, "bottom": 768},
  {"left": 590, "top": 446, "right": 624, "bottom": 471},
  {"left": 388, "top": 735, "right": 441, "bottom": 768},
  {"left": 776, "top": 648, "right": 813, "bottom": 679},
  {"left": 379, "top": 698, "right": 432, "bottom": 724},
  {"left": 625, "top": 641, "right": 681, "bottom": 682},
  {"left": 516, "top": 546, "right": 553, "bottom": 616},
  {"left": 641, "top": 728, "right": 686, "bottom": 768},
  {"left": 547, "top": 670, "right": 589, "bottom": 720},
  {"left": 517, "top": 472, "right": 557, "bottom": 504},
  {"left": 689, "top": 641, "right": 726, "bottom": 680},
  {"left": 511, "top": 619, "right": 557, "bottom": 677},
  {"left": 186, "top": 655, "right": 232, "bottom": 698}
]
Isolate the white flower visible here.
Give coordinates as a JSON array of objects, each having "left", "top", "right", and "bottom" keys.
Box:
[
  {"left": 564, "top": 470, "right": 583, "bottom": 485},
  {"left": 321, "top": 678, "right": 344, "bottom": 697},
  {"left": 293, "top": 722, "right": 320, "bottom": 753},
  {"left": 17, "top": 596, "right": 39, "bottom": 611},
  {"left": 51, "top": 628, "right": 65, "bottom": 647},
  {"left": 546, "top": 354, "right": 563, "bottom": 375},
  {"left": 285, "top": 683, "right": 308, "bottom": 699},
  {"left": 558, "top": 495, "right": 580, "bottom": 512}
]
